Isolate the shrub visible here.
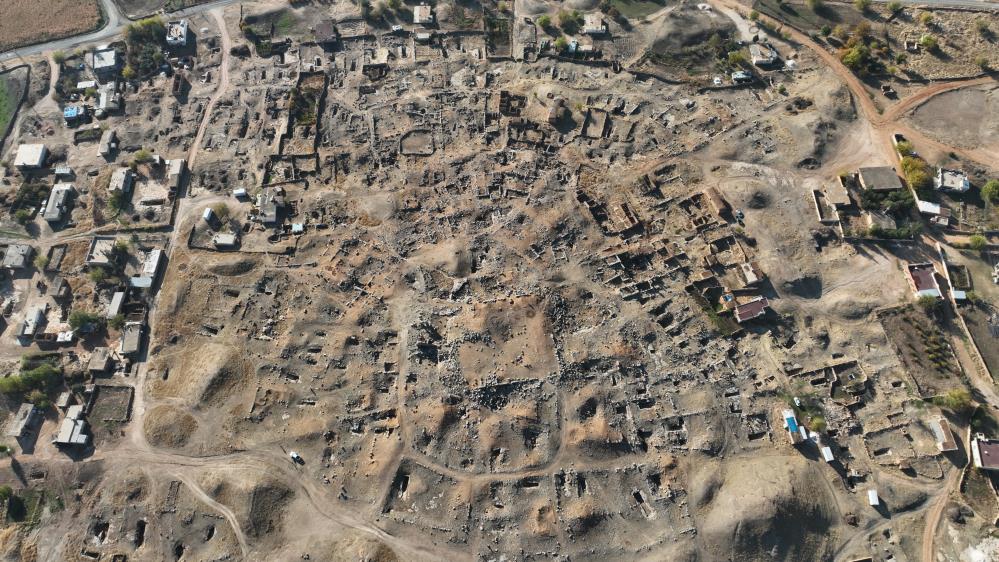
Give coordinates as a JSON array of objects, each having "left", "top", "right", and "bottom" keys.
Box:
[
  {"left": 919, "top": 12, "right": 933, "bottom": 26},
  {"left": 727, "top": 50, "right": 747, "bottom": 66},
  {"left": 212, "top": 203, "right": 231, "bottom": 221},
  {"left": 68, "top": 310, "right": 104, "bottom": 331},
  {"left": 537, "top": 14, "right": 551, "bottom": 29},
  {"left": 558, "top": 10, "right": 582, "bottom": 35},
  {"left": 983, "top": 179, "right": 999, "bottom": 203},
  {"left": 820, "top": 25, "right": 832, "bottom": 36},
  {"left": 26, "top": 389, "right": 50, "bottom": 409},
  {"left": 917, "top": 295, "right": 941, "bottom": 313},
  {"left": 887, "top": 0, "right": 902, "bottom": 13},
  {"left": 33, "top": 254, "right": 48, "bottom": 270},
  {"left": 108, "top": 189, "right": 127, "bottom": 214},
  {"left": 895, "top": 140, "right": 914, "bottom": 157},
  {"left": 976, "top": 56, "right": 989, "bottom": 70},
  {"left": 933, "top": 388, "right": 973, "bottom": 415},
  {"left": 749, "top": 10, "right": 760, "bottom": 21},
  {"left": 854, "top": 0, "right": 870, "bottom": 11},
  {"left": 109, "top": 314, "right": 126, "bottom": 331},
  {"left": 14, "top": 209, "right": 31, "bottom": 225},
  {"left": 0, "top": 486, "right": 11, "bottom": 501},
  {"left": 806, "top": 0, "right": 823, "bottom": 11},
  {"left": 88, "top": 268, "right": 108, "bottom": 284},
  {"left": 969, "top": 234, "right": 987, "bottom": 251},
  {"left": 554, "top": 36, "right": 568, "bottom": 51},
  {"left": 975, "top": 19, "right": 990, "bottom": 35},
  {"left": 919, "top": 34, "right": 938, "bottom": 51},
  {"left": 132, "top": 148, "right": 154, "bottom": 164}
]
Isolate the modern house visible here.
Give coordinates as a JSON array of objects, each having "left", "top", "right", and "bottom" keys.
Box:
[
  {"left": 92, "top": 47, "right": 119, "bottom": 77},
  {"left": 109, "top": 168, "right": 135, "bottom": 197},
  {"left": 972, "top": 435, "right": 999, "bottom": 471},
  {"left": 934, "top": 168, "right": 970, "bottom": 193},
  {"left": 734, "top": 296, "right": 770, "bottom": 323},
  {"left": 782, "top": 409, "right": 805, "bottom": 444},
  {"left": 906, "top": 262, "right": 942, "bottom": 299},
  {"left": 750, "top": 44, "right": 777, "bottom": 67},
  {"left": 53, "top": 405, "right": 89, "bottom": 448}
]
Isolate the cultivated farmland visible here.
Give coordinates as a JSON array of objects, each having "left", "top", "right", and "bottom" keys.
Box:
[{"left": 0, "top": 0, "right": 101, "bottom": 52}]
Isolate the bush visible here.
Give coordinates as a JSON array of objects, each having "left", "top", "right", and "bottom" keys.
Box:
[
  {"left": 841, "top": 44, "right": 871, "bottom": 71},
  {"left": 933, "top": 388, "right": 973, "bottom": 415},
  {"left": 33, "top": 254, "right": 48, "bottom": 270},
  {"left": 132, "top": 148, "right": 154, "bottom": 165},
  {"left": 917, "top": 295, "right": 942, "bottom": 313},
  {"left": 727, "top": 50, "right": 747, "bottom": 66},
  {"left": 109, "top": 314, "right": 125, "bottom": 331},
  {"left": 820, "top": 25, "right": 832, "bottom": 36},
  {"left": 894, "top": 140, "right": 914, "bottom": 157},
  {"left": 919, "top": 34, "right": 938, "bottom": 51},
  {"left": 88, "top": 268, "right": 108, "bottom": 284},
  {"left": 537, "top": 14, "right": 551, "bottom": 29},
  {"left": 806, "top": 0, "right": 823, "bottom": 11},
  {"left": 0, "top": 486, "right": 11, "bottom": 501},
  {"left": 969, "top": 234, "right": 987, "bottom": 251},
  {"left": 557, "top": 10, "right": 582, "bottom": 35},
  {"left": 919, "top": 12, "right": 933, "bottom": 26},
  {"left": 212, "top": 203, "right": 231, "bottom": 221},
  {"left": 983, "top": 179, "right": 999, "bottom": 203},
  {"left": 854, "top": 0, "right": 870, "bottom": 11},
  {"left": 68, "top": 310, "right": 104, "bottom": 331},
  {"left": 13, "top": 209, "right": 31, "bottom": 225},
  {"left": 887, "top": 0, "right": 902, "bottom": 13},
  {"left": 976, "top": 56, "right": 989, "bottom": 70},
  {"left": 26, "top": 389, "right": 50, "bottom": 409},
  {"left": 975, "top": 19, "right": 990, "bottom": 35},
  {"left": 108, "top": 189, "right": 127, "bottom": 214},
  {"left": 554, "top": 36, "right": 568, "bottom": 51},
  {"left": 749, "top": 10, "right": 760, "bottom": 21}
]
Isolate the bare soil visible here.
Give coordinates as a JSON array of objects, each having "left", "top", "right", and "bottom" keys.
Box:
[{"left": 0, "top": 1, "right": 101, "bottom": 52}]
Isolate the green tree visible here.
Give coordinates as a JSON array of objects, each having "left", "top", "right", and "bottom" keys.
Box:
[
  {"left": 0, "top": 486, "right": 11, "bottom": 501},
  {"left": 982, "top": 179, "right": 999, "bottom": 203},
  {"left": 558, "top": 10, "right": 581, "bottom": 35},
  {"left": 33, "top": 254, "right": 48, "bottom": 270},
  {"left": 727, "top": 50, "right": 747, "bottom": 66},
  {"left": 68, "top": 310, "right": 104, "bottom": 331},
  {"left": 387, "top": 0, "right": 401, "bottom": 10},
  {"left": 895, "top": 140, "right": 914, "bottom": 156},
  {"left": 749, "top": 10, "right": 760, "bottom": 21},
  {"left": 917, "top": 295, "right": 942, "bottom": 314},
  {"left": 13, "top": 209, "right": 31, "bottom": 225},
  {"left": 52, "top": 51, "right": 66, "bottom": 65},
  {"left": 537, "top": 14, "right": 551, "bottom": 29},
  {"left": 975, "top": 19, "right": 990, "bottom": 35},
  {"left": 212, "top": 203, "right": 231, "bottom": 221},
  {"left": 88, "top": 268, "right": 108, "bottom": 284},
  {"left": 122, "top": 66, "right": 136, "bottom": 80},
  {"left": 132, "top": 148, "right": 153, "bottom": 165},
  {"left": 26, "top": 389, "right": 50, "bottom": 409},
  {"left": 934, "top": 388, "right": 973, "bottom": 415},
  {"left": 109, "top": 314, "right": 126, "bottom": 331},
  {"left": 975, "top": 55, "right": 989, "bottom": 70},
  {"left": 554, "top": 36, "right": 568, "bottom": 51},
  {"left": 108, "top": 189, "right": 127, "bottom": 214},
  {"left": 969, "top": 234, "right": 987, "bottom": 251},
  {"left": 820, "top": 25, "right": 832, "bottom": 37}
]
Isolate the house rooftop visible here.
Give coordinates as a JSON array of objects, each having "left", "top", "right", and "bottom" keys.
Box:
[
  {"left": 930, "top": 417, "right": 957, "bottom": 452},
  {"left": 2, "top": 244, "right": 33, "bottom": 270},
  {"left": 907, "top": 263, "right": 941, "bottom": 299},
  {"left": 935, "top": 168, "right": 970, "bottom": 193},
  {"left": 14, "top": 144, "right": 47, "bottom": 169},
  {"left": 5, "top": 403, "right": 38, "bottom": 438},
  {"left": 859, "top": 166, "right": 903, "bottom": 191},
  {"left": 972, "top": 437, "right": 999, "bottom": 471},
  {"left": 734, "top": 296, "right": 769, "bottom": 323}
]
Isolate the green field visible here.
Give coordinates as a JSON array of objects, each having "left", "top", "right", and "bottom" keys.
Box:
[{"left": 0, "top": 77, "right": 13, "bottom": 139}]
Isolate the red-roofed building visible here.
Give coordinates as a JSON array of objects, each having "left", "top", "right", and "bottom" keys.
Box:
[
  {"left": 734, "top": 296, "right": 769, "bottom": 323},
  {"left": 906, "top": 262, "right": 942, "bottom": 299}
]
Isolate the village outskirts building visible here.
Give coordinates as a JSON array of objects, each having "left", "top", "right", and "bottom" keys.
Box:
[
  {"left": 43, "top": 183, "right": 75, "bottom": 223},
  {"left": 929, "top": 416, "right": 957, "bottom": 452},
  {"left": 4, "top": 403, "right": 40, "bottom": 448},
  {"left": 2, "top": 244, "right": 33, "bottom": 271},
  {"left": 92, "top": 47, "right": 119, "bottom": 79},
  {"left": 13, "top": 143, "right": 47, "bottom": 170},
  {"left": 166, "top": 20, "right": 189, "bottom": 47},
  {"left": 413, "top": 4, "right": 434, "bottom": 25},
  {"left": 109, "top": 167, "right": 135, "bottom": 198},
  {"left": 934, "top": 168, "right": 970, "bottom": 193},
  {"left": 858, "top": 166, "right": 904, "bottom": 192},
  {"left": 906, "top": 262, "right": 942, "bottom": 299},
  {"left": 53, "top": 405, "right": 89, "bottom": 448},
  {"left": 750, "top": 44, "right": 778, "bottom": 67},
  {"left": 582, "top": 14, "right": 607, "bottom": 35},
  {"left": 971, "top": 434, "right": 999, "bottom": 471}
]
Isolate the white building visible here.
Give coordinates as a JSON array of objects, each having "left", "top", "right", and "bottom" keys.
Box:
[
  {"left": 934, "top": 168, "right": 970, "bottom": 193},
  {"left": 166, "top": 20, "right": 189, "bottom": 46},
  {"left": 13, "top": 144, "right": 47, "bottom": 169},
  {"left": 413, "top": 4, "right": 434, "bottom": 25}
]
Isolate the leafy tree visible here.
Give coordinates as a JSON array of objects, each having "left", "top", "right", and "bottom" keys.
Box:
[
  {"left": 727, "top": 50, "right": 747, "bottom": 66},
  {"left": 26, "top": 389, "right": 50, "bottom": 409},
  {"left": 982, "top": 179, "right": 999, "bottom": 203},
  {"left": 387, "top": 0, "right": 402, "bottom": 10},
  {"left": 14, "top": 209, "right": 31, "bottom": 225},
  {"left": 52, "top": 51, "right": 66, "bottom": 65},
  {"left": 33, "top": 254, "right": 48, "bottom": 270},
  {"left": 554, "top": 36, "right": 568, "bottom": 51},
  {"left": 212, "top": 203, "right": 231, "bottom": 221},
  {"left": 820, "top": 25, "right": 832, "bottom": 36},
  {"left": 68, "top": 310, "right": 104, "bottom": 331},
  {"left": 749, "top": 10, "right": 760, "bottom": 21},
  {"left": 109, "top": 314, "right": 126, "bottom": 331},
  {"left": 537, "top": 14, "right": 551, "bottom": 29},
  {"left": 0, "top": 486, "right": 11, "bottom": 501},
  {"left": 132, "top": 148, "right": 154, "bottom": 165},
  {"left": 917, "top": 295, "right": 942, "bottom": 314},
  {"left": 88, "top": 268, "right": 108, "bottom": 284},
  {"left": 841, "top": 44, "right": 871, "bottom": 71},
  {"left": 976, "top": 55, "right": 989, "bottom": 70},
  {"left": 933, "top": 388, "right": 973, "bottom": 415},
  {"left": 969, "top": 234, "right": 987, "bottom": 251},
  {"left": 558, "top": 10, "right": 582, "bottom": 35},
  {"left": 108, "top": 189, "right": 127, "bottom": 214}
]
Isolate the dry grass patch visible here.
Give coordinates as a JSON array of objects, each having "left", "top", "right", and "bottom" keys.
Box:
[{"left": 0, "top": 1, "right": 101, "bottom": 51}]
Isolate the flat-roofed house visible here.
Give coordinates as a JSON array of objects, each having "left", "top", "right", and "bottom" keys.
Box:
[{"left": 859, "top": 166, "right": 903, "bottom": 192}]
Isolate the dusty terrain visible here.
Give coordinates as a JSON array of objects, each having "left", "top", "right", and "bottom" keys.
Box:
[{"left": 0, "top": 0, "right": 996, "bottom": 561}]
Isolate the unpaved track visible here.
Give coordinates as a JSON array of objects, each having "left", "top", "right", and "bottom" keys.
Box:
[
  {"left": 921, "top": 465, "right": 963, "bottom": 562},
  {"left": 187, "top": 8, "right": 230, "bottom": 169}
]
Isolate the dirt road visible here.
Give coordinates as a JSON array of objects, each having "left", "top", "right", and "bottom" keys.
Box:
[
  {"left": 921, "top": 465, "right": 963, "bottom": 562},
  {"left": 187, "top": 8, "right": 231, "bottom": 170}
]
